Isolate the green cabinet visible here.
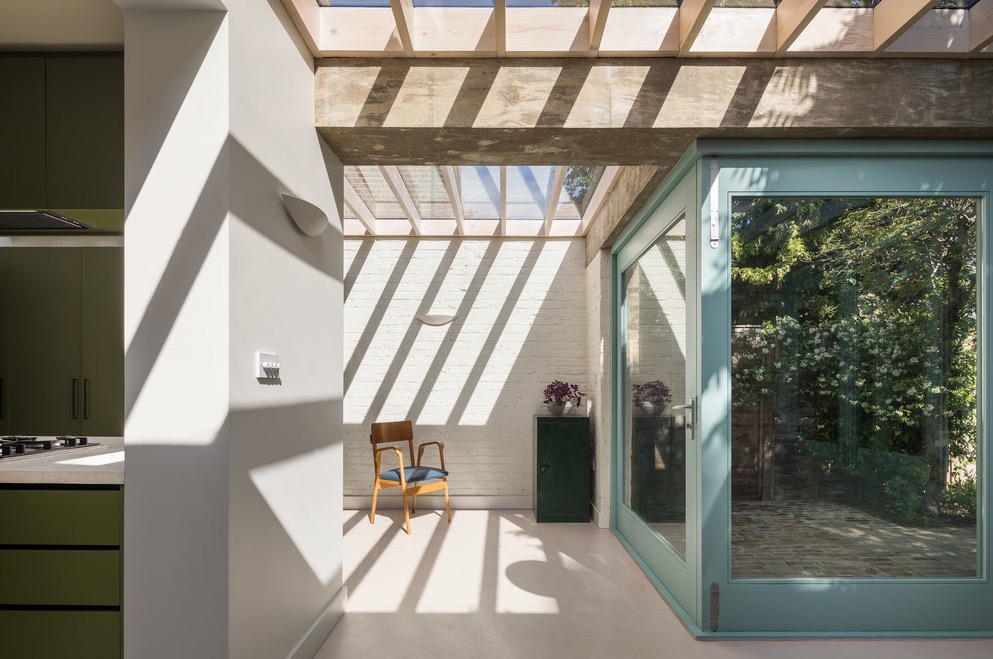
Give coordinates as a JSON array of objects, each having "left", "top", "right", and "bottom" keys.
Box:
[
  {"left": 535, "top": 416, "right": 591, "bottom": 523},
  {"left": 0, "top": 54, "right": 124, "bottom": 232},
  {"left": 0, "top": 249, "right": 8, "bottom": 435},
  {"left": 1, "top": 247, "right": 123, "bottom": 436},
  {"left": 45, "top": 56, "right": 124, "bottom": 213},
  {"left": 0, "top": 56, "right": 47, "bottom": 210},
  {"left": 0, "top": 485, "right": 123, "bottom": 659}
]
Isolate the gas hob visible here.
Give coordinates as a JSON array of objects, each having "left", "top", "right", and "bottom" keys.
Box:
[{"left": 0, "top": 436, "right": 98, "bottom": 460}]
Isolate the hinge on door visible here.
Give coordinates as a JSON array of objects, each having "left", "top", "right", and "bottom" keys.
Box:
[{"left": 710, "top": 582, "right": 720, "bottom": 632}]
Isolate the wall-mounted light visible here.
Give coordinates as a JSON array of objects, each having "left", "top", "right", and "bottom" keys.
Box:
[
  {"left": 415, "top": 313, "right": 457, "bottom": 326},
  {"left": 281, "top": 194, "right": 329, "bottom": 236}
]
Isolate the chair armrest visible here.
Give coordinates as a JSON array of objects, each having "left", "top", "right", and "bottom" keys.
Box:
[
  {"left": 416, "top": 441, "right": 446, "bottom": 470},
  {"left": 374, "top": 446, "right": 406, "bottom": 484}
]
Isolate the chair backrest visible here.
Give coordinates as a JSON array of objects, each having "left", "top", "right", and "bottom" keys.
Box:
[{"left": 370, "top": 420, "right": 415, "bottom": 467}]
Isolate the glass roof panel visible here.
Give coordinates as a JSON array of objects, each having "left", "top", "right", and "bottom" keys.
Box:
[
  {"left": 822, "top": 1, "right": 879, "bottom": 7},
  {"left": 506, "top": 166, "right": 550, "bottom": 220},
  {"left": 347, "top": 166, "right": 406, "bottom": 220},
  {"left": 320, "top": 0, "right": 391, "bottom": 6},
  {"left": 710, "top": 1, "right": 779, "bottom": 6},
  {"left": 397, "top": 166, "right": 454, "bottom": 219},
  {"left": 612, "top": 0, "right": 679, "bottom": 6},
  {"left": 564, "top": 166, "right": 605, "bottom": 218},
  {"left": 506, "top": 0, "right": 591, "bottom": 7},
  {"left": 413, "top": 0, "right": 494, "bottom": 6},
  {"left": 460, "top": 166, "right": 501, "bottom": 220}
]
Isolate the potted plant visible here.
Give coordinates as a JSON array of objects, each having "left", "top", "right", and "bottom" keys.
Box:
[
  {"left": 632, "top": 380, "right": 672, "bottom": 415},
  {"left": 543, "top": 380, "right": 585, "bottom": 415}
]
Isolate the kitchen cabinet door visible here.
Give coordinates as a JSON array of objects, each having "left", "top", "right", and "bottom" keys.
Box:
[
  {"left": 80, "top": 248, "right": 124, "bottom": 436},
  {"left": 45, "top": 56, "right": 124, "bottom": 211},
  {"left": 6, "top": 248, "right": 82, "bottom": 435},
  {"left": 0, "top": 249, "right": 8, "bottom": 434},
  {"left": 0, "top": 56, "right": 47, "bottom": 210}
]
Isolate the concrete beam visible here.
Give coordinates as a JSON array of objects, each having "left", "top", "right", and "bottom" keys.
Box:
[{"left": 315, "top": 56, "right": 993, "bottom": 252}]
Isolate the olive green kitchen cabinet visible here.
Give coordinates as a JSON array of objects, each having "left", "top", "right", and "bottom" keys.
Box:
[
  {"left": 535, "top": 416, "right": 591, "bottom": 522},
  {"left": 2, "top": 247, "right": 123, "bottom": 436},
  {"left": 0, "top": 56, "right": 47, "bottom": 210},
  {"left": 0, "top": 485, "right": 123, "bottom": 659},
  {"left": 0, "top": 54, "right": 123, "bottom": 231},
  {"left": 0, "top": 249, "right": 8, "bottom": 435}
]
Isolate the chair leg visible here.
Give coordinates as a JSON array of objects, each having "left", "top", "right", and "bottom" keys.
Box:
[
  {"left": 411, "top": 492, "right": 418, "bottom": 514},
  {"left": 370, "top": 481, "right": 380, "bottom": 524},
  {"left": 401, "top": 491, "right": 412, "bottom": 534},
  {"left": 443, "top": 480, "right": 452, "bottom": 523}
]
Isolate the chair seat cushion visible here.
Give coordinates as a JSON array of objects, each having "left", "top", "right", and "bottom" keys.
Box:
[{"left": 381, "top": 466, "right": 448, "bottom": 483}]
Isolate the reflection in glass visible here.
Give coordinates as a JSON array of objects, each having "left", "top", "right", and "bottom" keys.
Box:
[
  {"left": 730, "top": 197, "right": 979, "bottom": 579},
  {"left": 624, "top": 218, "right": 688, "bottom": 557}
]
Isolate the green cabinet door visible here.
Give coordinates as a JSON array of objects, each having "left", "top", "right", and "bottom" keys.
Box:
[
  {"left": 535, "top": 416, "right": 591, "bottom": 522},
  {"left": 3, "top": 248, "right": 123, "bottom": 435},
  {"left": 0, "top": 56, "right": 47, "bottom": 209},
  {"left": 45, "top": 56, "right": 124, "bottom": 211},
  {"left": 0, "top": 611, "right": 121, "bottom": 659},
  {"left": 6, "top": 248, "right": 82, "bottom": 435},
  {"left": 0, "top": 249, "right": 8, "bottom": 434},
  {"left": 80, "top": 248, "right": 124, "bottom": 436}
]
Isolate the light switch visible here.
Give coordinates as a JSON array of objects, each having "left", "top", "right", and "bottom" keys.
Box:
[{"left": 256, "top": 352, "right": 280, "bottom": 379}]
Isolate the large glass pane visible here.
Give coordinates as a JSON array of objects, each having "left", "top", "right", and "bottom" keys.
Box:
[
  {"left": 624, "top": 218, "right": 688, "bottom": 558},
  {"left": 730, "top": 197, "right": 979, "bottom": 579}
]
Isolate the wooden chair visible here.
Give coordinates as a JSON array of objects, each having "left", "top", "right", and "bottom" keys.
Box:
[{"left": 370, "top": 420, "right": 452, "bottom": 534}]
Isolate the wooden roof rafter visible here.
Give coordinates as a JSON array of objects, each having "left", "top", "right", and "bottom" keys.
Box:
[
  {"left": 543, "top": 166, "right": 567, "bottom": 238},
  {"left": 440, "top": 166, "right": 466, "bottom": 236},
  {"left": 343, "top": 178, "right": 378, "bottom": 236},
  {"left": 589, "top": 0, "right": 612, "bottom": 56},
  {"left": 678, "top": 0, "right": 717, "bottom": 56},
  {"left": 971, "top": 0, "right": 993, "bottom": 52},
  {"left": 379, "top": 165, "right": 423, "bottom": 236},
  {"left": 775, "top": 0, "right": 829, "bottom": 54},
  {"left": 874, "top": 0, "right": 941, "bottom": 53},
  {"left": 389, "top": 0, "right": 415, "bottom": 56}
]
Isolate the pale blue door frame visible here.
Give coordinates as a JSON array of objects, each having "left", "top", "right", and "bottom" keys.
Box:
[{"left": 611, "top": 140, "right": 993, "bottom": 637}]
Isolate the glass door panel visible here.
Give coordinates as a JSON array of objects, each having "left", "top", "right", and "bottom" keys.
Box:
[
  {"left": 730, "top": 196, "right": 979, "bottom": 580},
  {"left": 624, "top": 217, "right": 689, "bottom": 558}
]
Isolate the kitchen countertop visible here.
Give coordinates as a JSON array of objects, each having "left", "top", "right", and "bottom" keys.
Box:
[{"left": 0, "top": 437, "right": 124, "bottom": 485}]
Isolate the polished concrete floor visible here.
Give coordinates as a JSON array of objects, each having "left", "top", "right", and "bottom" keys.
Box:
[{"left": 315, "top": 509, "right": 993, "bottom": 659}]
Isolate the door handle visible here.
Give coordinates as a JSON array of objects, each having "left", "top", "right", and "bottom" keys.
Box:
[
  {"left": 671, "top": 401, "right": 694, "bottom": 433},
  {"left": 83, "top": 379, "right": 91, "bottom": 420},
  {"left": 539, "top": 464, "right": 550, "bottom": 474}
]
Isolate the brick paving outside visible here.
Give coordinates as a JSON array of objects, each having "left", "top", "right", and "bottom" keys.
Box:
[{"left": 731, "top": 500, "right": 977, "bottom": 578}]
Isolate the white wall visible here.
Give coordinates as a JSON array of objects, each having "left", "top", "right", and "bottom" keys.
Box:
[
  {"left": 343, "top": 238, "right": 588, "bottom": 508},
  {"left": 586, "top": 249, "right": 612, "bottom": 527},
  {"left": 122, "top": 3, "right": 344, "bottom": 658}
]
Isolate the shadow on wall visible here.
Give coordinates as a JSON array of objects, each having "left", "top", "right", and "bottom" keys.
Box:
[{"left": 342, "top": 238, "right": 589, "bottom": 499}]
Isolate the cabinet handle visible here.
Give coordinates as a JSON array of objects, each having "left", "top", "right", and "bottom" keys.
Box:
[
  {"left": 539, "top": 464, "right": 550, "bottom": 474},
  {"left": 0, "top": 378, "right": 5, "bottom": 419},
  {"left": 84, "top": 378, "right": 91, "bottom": 420},
  {"left": 72, "top": 378, "right": 80, "bottom": 419}
]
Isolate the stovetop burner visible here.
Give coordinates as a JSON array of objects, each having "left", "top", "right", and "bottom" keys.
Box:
[{"left": 0, "top": 436, "right": 95, "bottom": 459}]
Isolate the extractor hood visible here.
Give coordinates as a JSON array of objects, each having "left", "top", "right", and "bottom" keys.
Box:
[{"left": 0, "top": 210, "right": 103, "bottom": 234}]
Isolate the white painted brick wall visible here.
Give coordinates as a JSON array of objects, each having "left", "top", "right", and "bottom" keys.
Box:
[
  {"left": 585, "top": 249, "right": 612, "bottom": 527},
  {"left": 344, "top": 238, "right": 588, "bottom": 501}
]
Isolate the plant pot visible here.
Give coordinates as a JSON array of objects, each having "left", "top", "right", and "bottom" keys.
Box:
[
  {"left": 638, "top": 402, "right": 666, "bottom": 416},
  {"left": 546, "top": 403, "right": 567, "bottom": 416}
]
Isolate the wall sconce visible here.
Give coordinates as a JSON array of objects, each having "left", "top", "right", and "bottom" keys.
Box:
[
  {"left": 281, "top": 194, "right": 329, "bottom": 236},
  {"left": 416, "top": 313, "right": 457, "bottom": 326}
]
